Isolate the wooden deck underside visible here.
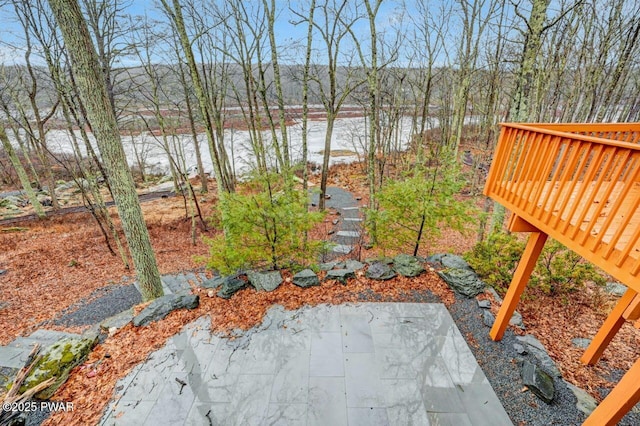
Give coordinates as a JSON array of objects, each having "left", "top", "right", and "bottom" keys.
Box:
[{"left": 492, "top": 179, "right": 640, "bottom": 285}]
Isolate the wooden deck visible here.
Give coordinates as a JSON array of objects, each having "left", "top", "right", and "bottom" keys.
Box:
[
  {"left": 483, "top": 122, "right": 640, "bottom": 426},
  {"left": 485, "top": 123, "right": 640, "bottom": 284}
]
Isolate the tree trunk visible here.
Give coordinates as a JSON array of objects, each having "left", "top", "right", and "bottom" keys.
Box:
[
  {"left": 301, "top": 0, "right": 316, "bottom": 193},
  {"left": 48, "top": 0, "right": 163, "bottom": 301},
  {"left": 161, "top": 0, "right": 233, "bottom": 194},
  {"left": 319, "top": 114, "right": 335, "bottom": 211},
  {"left": 0, "top": 125, "right": 46, "bottom": 219}
]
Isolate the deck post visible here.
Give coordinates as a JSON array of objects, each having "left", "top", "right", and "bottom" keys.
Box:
[
  {"left": 490, "top": 231, "right": 548, "bottom": 341},
  {"left": 582, "top": 355, "right": 640, "bottom": 426},
  {"left": 580, "top": 288, "right": 638, "bottom": 365}
]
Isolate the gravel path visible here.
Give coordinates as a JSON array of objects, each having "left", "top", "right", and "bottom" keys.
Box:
[{"left": 52, "top": 284, "right": 141, "bottom": 328}]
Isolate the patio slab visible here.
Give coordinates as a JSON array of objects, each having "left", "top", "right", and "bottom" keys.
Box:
[{"left": 100, "top": 303, "right": 513, "bottom": 425}]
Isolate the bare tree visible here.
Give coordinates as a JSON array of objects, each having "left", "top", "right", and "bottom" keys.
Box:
[
  {"left": 448, "top": 0, "right": 499, "bottom": 155},
  {"left": 295, "top": 0, "right": 316, "bottom": 191},
  {"left": 294, "top": 0, "right": 364, "bottom": 210},
  {"left": 0, "top": 124, "right": 46, "bottom": 218},
  {"left": 48, "top": 0, "right": 164, "bottom": 301},
  {"left": 159, "top": 0, "right": 234, "bottom": 194}
]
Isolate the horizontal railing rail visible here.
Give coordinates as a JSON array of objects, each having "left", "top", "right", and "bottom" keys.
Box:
[{"left": 484, "top": 123, "right": 640, "bottom": 286}]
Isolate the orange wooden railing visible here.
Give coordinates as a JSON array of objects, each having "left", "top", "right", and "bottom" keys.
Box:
[
  {"left": 484, "top": 122, "right": 640, "bottom": 426},
  {"left": 484, "top": 123, "right": 640, "bottom": 285}
]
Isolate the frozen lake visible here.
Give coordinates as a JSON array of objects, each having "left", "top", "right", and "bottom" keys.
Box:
[{"left": 29, "top": 116, "right": 418, "bottom": 177}]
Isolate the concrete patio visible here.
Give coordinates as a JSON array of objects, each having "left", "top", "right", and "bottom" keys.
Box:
[{"left": 100, "top": 303, "right": 512, "bottom": 425}]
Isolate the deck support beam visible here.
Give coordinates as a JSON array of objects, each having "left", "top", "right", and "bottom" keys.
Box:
[
  {"left": 583, "top": 355, "right": 640, "bottom": 426},
  {"left": 490, "top": 230, "right": 548, "bottom": 341},
  {"left": 581, "top": 288, "right": 638, "bottom": 365}
]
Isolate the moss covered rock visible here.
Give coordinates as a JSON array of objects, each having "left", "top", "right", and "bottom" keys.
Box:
[
  {"left": 393, "top": 254, "right": 425, "bottom": 277},
  {"left": 20, "top": 336, "right": 97, "bottom": 399}
]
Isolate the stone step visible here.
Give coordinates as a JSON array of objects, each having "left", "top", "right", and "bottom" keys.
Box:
[
  {"left": 332, "top": 244, "right": 353, "bottom": 254},
  {"left": 1, "top": 329, "right": 83, "bottom": 369},
  {"left": 133, "top": 279, "right": 173, "bottom": 295},
  {"left": 159, "top": 277, "right": 178, "bottom": 295},
  {"left": 0, "top": 346, "right": 28, "bottom": 369},
  {"left": 343, "top": 217, "right": 363, "bottom": 222},
  {"left": 9, "top": 330, "right": 80, "bottom": 349},
  {"left": 336, "top": 231, "right": 360, "bottom": 238},
  {"left": 341, "top": 207, "right": 360, "bottom": 211}
]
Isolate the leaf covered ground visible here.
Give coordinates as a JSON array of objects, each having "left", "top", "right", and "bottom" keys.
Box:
[{"left": 0, "top": 164, "right": 638, "bottom": 425}]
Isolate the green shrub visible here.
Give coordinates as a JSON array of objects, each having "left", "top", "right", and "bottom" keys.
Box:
[
  {"left": 465, "top": 233, "right": 606, "bottom": 295},
  {"left": 203, "top": 172, "right": 324, "bottom": 275},
  {"left": 464, "top": 232, "right": 525, "bottom": 293},
  {"left": 532, "top": 239, "right": 606, "bottom": 294},
  {"left": 366, "top": 153, "right": 472, "bottom": 256}
]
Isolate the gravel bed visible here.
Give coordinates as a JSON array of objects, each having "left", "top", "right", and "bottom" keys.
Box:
[
  {"left": 448, "top": 296, "right": 585, "bottom": 425},
  {"left": 52, "top": 284, "right": 141, "bottom": 328},
  {"left": 448, "top": 294, "right": 640, "bottom": 426}
]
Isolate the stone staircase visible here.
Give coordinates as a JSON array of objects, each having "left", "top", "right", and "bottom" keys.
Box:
[{"left": 312, "top": 187, "right": 364, "bottom": 258}]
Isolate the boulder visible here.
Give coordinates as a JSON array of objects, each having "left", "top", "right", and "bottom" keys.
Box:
[
  {"left": 217, "top": 277, "right": 249, "bottom": 299},
  {"left": 0, "top": 269, "right": 6, "bottom": 275},
  {"left": 133, "top": 293, "right": 199, "bottom": 326},
  {"left": 365, "top": 262, "right": 396, "bottom": 281},
  {"left": 1, "top": 195, "right": 24, "bottom": 208},
  {"left": 247, "top": 271, "right": 282, "bottom": 292},
  {"left": 75, "top": 179, "right": 91, "bottom": 191},
  {"left": 564, "top": 380, "right": 598, "bottom": 415},
  {"left": 55, "top": 181, "right": 75, "bottom": 192},
  {"left": 319, "top": 262, "right": 338, "bottom": 271},
  {"left": 605, "top": 282, "right": 627, "bottom": 297},
  {"left": 437, "top": 269, "right": 484, "bottom": 298},
  {"left": 477, "top": 299, "right": 491, "bottom": 309},
  {"left": 292, "top": 269, "right": 320, "bottom": 288},
  {"left": 516, "top": 335, "right": 562, "bottom": 378},
  {"left": 510, "top": 310, "right": 525, "bottom": 329},
  {"left": 345, "top": 260, "right": 365, "bottom": 271},
  {"left": 100, "top": 308, "right": 134, "bottom": 333},
  {"left": 20, "top": 336, "right": 98, "bottom": 399},
  {"left": 482, "top": 310, "right": 495, "bottom": 327},
  {"left": 201, "top": 276, "right": 226, "bottom": 289},
  {"left": 365, "top": 256, "right": 393, "bottom": 265},
  {"left": 485, "top": 286, "right": 503, "bottom": 303},
  {"left": 325, "top": 269, "right": 355, "bottom": 284},
  {"left": 571, "top": 338, "right": 592, "bottom": 349},
  {"left": 463, "top": 151, "right": 474, "bottom": 166},
  {"left": 428, "top": 253, "right": 474, "bottom": 271},
  {"left": 521, "top": 361, "right": 555, "bottom": 404},
  {"left": 393, "top": 254, "right": 425, "bottom": 277},
  {"left": 513, "top": 343, "right": 527, "bottom": 355},
  {"left": 160, "top": 273, "right": 193, "bottom": 294},
  {"left": 36, "top": 194, "right": 52, "bottom": 207}
]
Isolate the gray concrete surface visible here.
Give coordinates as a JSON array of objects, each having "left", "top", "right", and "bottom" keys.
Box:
[{"left": 100, "top": 303, "right": 512, "bottom": 426}]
